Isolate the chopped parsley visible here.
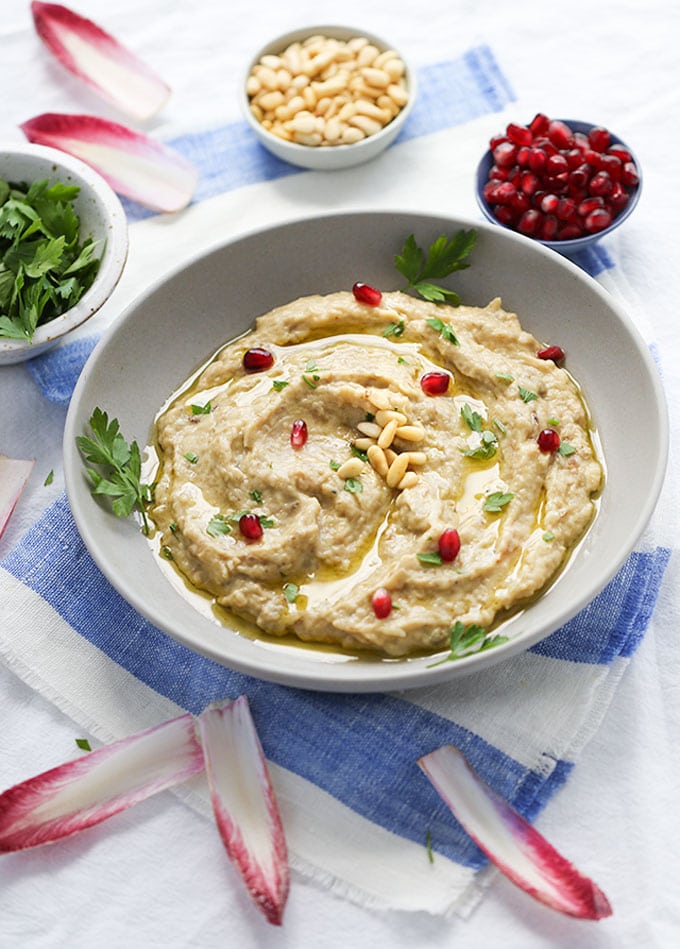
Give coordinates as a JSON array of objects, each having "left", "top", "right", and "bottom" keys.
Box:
[
  {"left": 351, "top": 445, "right": 368, "bottom": 462},
  {"left": 495, "top": 372, "right": 515, "bottom": 383},
  {"left": 283, "top": 582, "right": 299, "bottom": 603},
  {"left": 397, "top": 356, "right": 410, "bottom": 365},
  {"left": 428, "top": 621, "right": 509, "bottom": 665},
  {"left": 426, "top": 315, "right": 459, "bottom": 345},
  {"left": 0, "top": 178, "right": 102, "bottom": 342},
  {"left": 395, "top": 231, "right": 476, "bottom": 305},
  {"left": 518, "top": 386, "right": 538, "bottom": 403},
  {"left": 329, "top": 459, "right": 341, "bottom": 471},
  {"left": 493, "top": 418, "right": 506, "bottom": 434},
  {"left": 464, "top": 430, "right": 498, "bottom": 460},
  {"left": 483, "top": 491, "right": 514, "bottom": 513},
  {"left": 249, "top": 489, "right": 263, "bottom": 503},
  {"left": 272, "top": 379, "right": 289, "bottom": 391},
  {"left": 558, "top": 442, "right": 576, "bottom": 456},
  {"left": 207, "top": 513, "right": 232, "bottom": 537},
  {"left": 365, "top": 412, "right": 375, "bottom": 422},
  {"left": 425, "top": 830, "right": 434, "bottom": 864},
  {"left": 161, "top": 545, "right": 174, "bottom": 560},
  {"left": 417, "top": 551, "right": 443, "bottom": 566},
  {"left": 382, "top": 320, "right": 405, "bottom": 337},
  {"left": 343, "top": 477, "right": 363, "bottom": 494},
  {"left": 190, "top": 401, "right": 211, "bottom": 415},
  {"left": 302, "top": 374, "right": 318, "bottom": 389},
  {"left": 43, "top": 468, "right": 54, "bottom": 486},
  {"left": 461, "top": 403, "right": 483, "bottom": 433},
  {"left": 169, "top": 521, "right": 179, "bottom": 534},
  {"left": 184, "top": 451, "right": 198, "bottom": 464},
  {"left": 543, "top": 531, "right": 555, "bottom": 542},
  {"left": 75, "top": 738, "right": 92, "bottom": 752}
]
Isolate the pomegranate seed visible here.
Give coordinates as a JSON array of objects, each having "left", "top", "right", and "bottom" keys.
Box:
[
  {"left": 519, "top": 170, "right": 540, "bottom": 195},
  {"left": 493, "top": 205, "right": 518, "bottom": 226},
  {"left": 546, "top": 153, "right": 569, "bottom": 176},
  {"left": 506, "top": 123, "right": 533, "bottom": 146},
  {"left": 243, "top": 347, "right": 274, "bottom": 372},
  {"left": 589, "top": 172, "right": 613, "bottom": 197},
  {"left": 540, "top": 193, "right": 559, "bottom": 214},
  {"left": 547, "top": 120, "right": 574, "bottom": 149},
  {"left": 608, "top": 143, "right": 632, "bottom": 163},
  {"left": 518, "top": 209, "right": 541, "bottom": 235},
  {"left": 239, "top": 513, "right": 263, "bottom": 540},
  {"left": 352, "top": 282, "right": 382, "bottom": 306},
  {"left": 540, "top": 214, "right": 558, "bottom": 241},
  {"left": 588, "top": 126, "right": 610, "bottom": 152},
  {"left": 585, "top": 208, "right": 613, "bottom": 233},
  {"left": 372, "top": 588, "right": 392, "bottom": 619},
  {"left": 537, "top": 345, "right": 565, "bottom": 362},
  {"left": 538, "top": 429, "right": 561, "bottom": 452},
  {"left": 290, "top": 419, "right": 308, "bottom": 449},
  {"left": 438, "top": 528, "right": 461, "bottom": 562},
  {"left": 621, "top": 161, "right": 639, "bottom": 187},
  {"left": 528, "top": 147, "right": 547, "bottom": 174},
  {"left": 489, "top": 132, "right": 508, "bottom": 150},
  {"left": 578, "top": 196, "right": 605, "bottom": 216},
  {"left": 557, "top": 223, "right": 584, "bottom": 240},
  {"left": 493, "top": 141, "right": 518, "bottom": 167},
  {"left": 484, "top": 115, "right": 639, "bottom": 241},
  {"left": 420, "top": 371, "right": 451, "bottom": 396},
  {"left": 529, "top": 113, "right": 550, "bottom": 136}
]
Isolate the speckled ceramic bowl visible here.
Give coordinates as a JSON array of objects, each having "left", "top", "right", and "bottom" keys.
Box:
[{"left": 0, "top": 143, "right": 128, "bottom": 365}]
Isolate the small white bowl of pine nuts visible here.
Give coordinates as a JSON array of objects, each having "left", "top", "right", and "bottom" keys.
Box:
[{"left": 241, "top": 26, "right": 416, "bottom": 170}]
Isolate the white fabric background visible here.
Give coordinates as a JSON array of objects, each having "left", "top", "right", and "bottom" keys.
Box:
[{"left": 1, "top": 0, "right": 679, "bottom": 945}]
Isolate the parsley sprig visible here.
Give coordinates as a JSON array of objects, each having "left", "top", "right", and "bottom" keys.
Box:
[
  {"left": 428, "top": 621, "right": 509, "bottom": 666},
  {"left": 76, "top": 408, "right": 152, "bottom": 534},
  {"left": 395, "top": 231, "right": 476, "bottom": 305},
  {"left": 0, "top": 178, "right": 102, "bottom": 342}
]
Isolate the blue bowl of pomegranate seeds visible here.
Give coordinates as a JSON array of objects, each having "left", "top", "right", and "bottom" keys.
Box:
[{"left": 475, "top": 114, "right": 642, "bottom": 254}]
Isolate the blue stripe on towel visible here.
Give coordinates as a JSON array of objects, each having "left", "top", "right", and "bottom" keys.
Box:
[
  {"left": 1, "top": 493, "right": 668, "bottom": 868},
  {"left": 23, "top": 335, "right": 100, "bottom": 405}
]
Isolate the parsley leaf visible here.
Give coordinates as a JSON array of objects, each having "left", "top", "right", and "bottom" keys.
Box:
[
  {"left": 483, "top": 491, "right": 515, "bottom": 512},
  {"left": 191, "top": 401, "right": 212, "bottom": 415},
  {"left": 382, "top": 320, "right": 405, "bottom": 337},
  {"left": 43, "top": 468, "right": 54, "bottom": 486},
  {"left": 464, "top": 430, "right": 498, "bottom": 459},
  {"left": 461, "top": 403, "right": 483, "bottom": 433},
  {"left": 418, "top": 551, "right": 443, "bottom": 566},
  {"left": 283, "top": 582, "right": 299, "bottom": 603},
  {"left": 76, "top": 408, "right": 152, "bottom": 534},
  {"left": 428, "top": 621, "right": 509, "bottom": 665},
  {"left": 329, "top": 459, "right": 341, "bottom": 471},
  {"left": 207, "top": 514, "right": 232, "bottom": 537},
  {"left": 184, "top": 451, "right": 198, "bottom": 464},
  {"left": 395, "top": 231, "right": 476, "bottom": 305},
  {"left": 518, "top": 386, "right": 538, "bottom": 403},
  {"left": 249, "top": 489, "right": 263, "bottom": 503},
  {"left": 0, "top": 178, "right": 102, "bottom": 342},
  {"left": 426, "top": 316, "right": 459, "bottom": 345},
  {"left": 75, "top": 738, "right": 92, "bottom": 752},
  {"left": 272, "top": 379, "right": 289, "bottom": 391},
  {"left": 343, "top": 477, "right": 363, "bottom": 494},
  {"left": 558, "top": 442, "right": 576, "bottom": 456}
]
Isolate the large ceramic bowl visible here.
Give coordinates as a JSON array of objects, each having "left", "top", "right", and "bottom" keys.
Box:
[
  {"left": 0, "top": 143, "right": 128, "bottom": 365},
  {"left": 63, "top": 211, "right": 667, "bottom": 692}
]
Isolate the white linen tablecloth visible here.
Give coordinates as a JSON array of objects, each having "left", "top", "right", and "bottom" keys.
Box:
[{"left": 1, "top": 1, "right": 679, "bottom": 946}]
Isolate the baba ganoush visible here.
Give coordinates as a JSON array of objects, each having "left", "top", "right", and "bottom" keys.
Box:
[{"left": 149, "top": 290, "right": 603, "bottom": 658}]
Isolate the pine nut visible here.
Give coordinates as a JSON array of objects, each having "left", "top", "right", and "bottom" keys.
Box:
[
  {"left": 246, "top": 75, "right": 261, "bottom": 96},
  {"left": 261, "top": 54, "right": 283, "bottom": 70},
  {"left": 353, "top": 437, "right": 374, "bottom": 451},
  {"left": 395, "top": 425, "right": 425, "bottom": 442},
  {"left": 338, "top": 101, "right": 357, "bottom": 122},
  {"left": 357, "top": 44, "right": 380, "bottom": 67},
  {"left": 388, "top": 83, "right": 409, "bottom": 107},
  {"left": 384, "top": 59, "right": 405, "bottom": 81},
  {"left": 324, "top": 117, "right": 342, "bottom": 142},
  {"left": 374, "top": 50, "right": 398, "bottom": 69},
  {"left": 375, "top": 410, "right": 408, "bottom": 427},
  {"left": 384, "top": 448, "right": 397, "bottom": 466},
  {"left": 342, "top": 127, "right": 365, "bottom": 144},
  {"left": 336, "top": 457, "right": 364, "bottom": 479},
  {"left": 386, "top": 453, "right": 410, "bottom": 488},
  {"left": 402, "top": 451, "right": 427, "bottom": 466},
  {"left": 290, "top": 113, "right": 318, "bottom": 135},
  {"left": 258, "top": 66, "right": 279, "bottom": 91},
  {"left": 259, "top": 90, "right": 285, "bottom": 112},
  {"left": 367, "top": 444, "right": 389, "bottom": 477},
  {"left": 357, "top": 421, "right": 382, "bottom": 438},
  {"left": 349, "top": 114, "right": 383, "bottom": 137},
  {"left": 398, "top": 471, "right": 419, "bottom": 490},
  {"left": 377, "top": 418, "right": 399, "bottom": 449},
  {"left": 367, "top": 388, "right": 392, "bottom": 411},
  {"left": 361, "top": 67, "right": 391, "bottom": 89}
]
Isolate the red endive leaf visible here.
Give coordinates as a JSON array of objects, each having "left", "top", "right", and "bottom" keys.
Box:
[
  {"left": 20, "top": 113, "right": 198, "bottom": 213},
  {"left": 0, "top": 456, "right": 35, "bottom": 540},
  {"left": 418, "top": 745, "right": 613, "bottom": 920},
  {"left": 198, "top": 697, "right": 289, "bottom": 926},
  {"left": 32, "top": 1, "right": 170, "bottom": 121},
  {"left": 0, "top": 713, "right": 204, "bottom": 852}
]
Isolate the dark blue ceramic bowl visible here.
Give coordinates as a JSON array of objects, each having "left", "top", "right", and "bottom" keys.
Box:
[{"left": 475, "top": 119, "right": 642, "bottom": 256}]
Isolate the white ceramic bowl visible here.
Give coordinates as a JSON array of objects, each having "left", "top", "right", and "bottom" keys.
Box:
[
  {"left": 0, "top": 143, "right": 128, "bottom": 365},
  {"left": 63, "top": 211, "right": 668, "bottom": 692},
  {"left": 240, "top": 26, "right": 416, "bottom": 170}
]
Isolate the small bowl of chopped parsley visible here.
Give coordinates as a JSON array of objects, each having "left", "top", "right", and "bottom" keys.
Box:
[{"left": 0, "top": 143, "right": 128, "bottom": 364}]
